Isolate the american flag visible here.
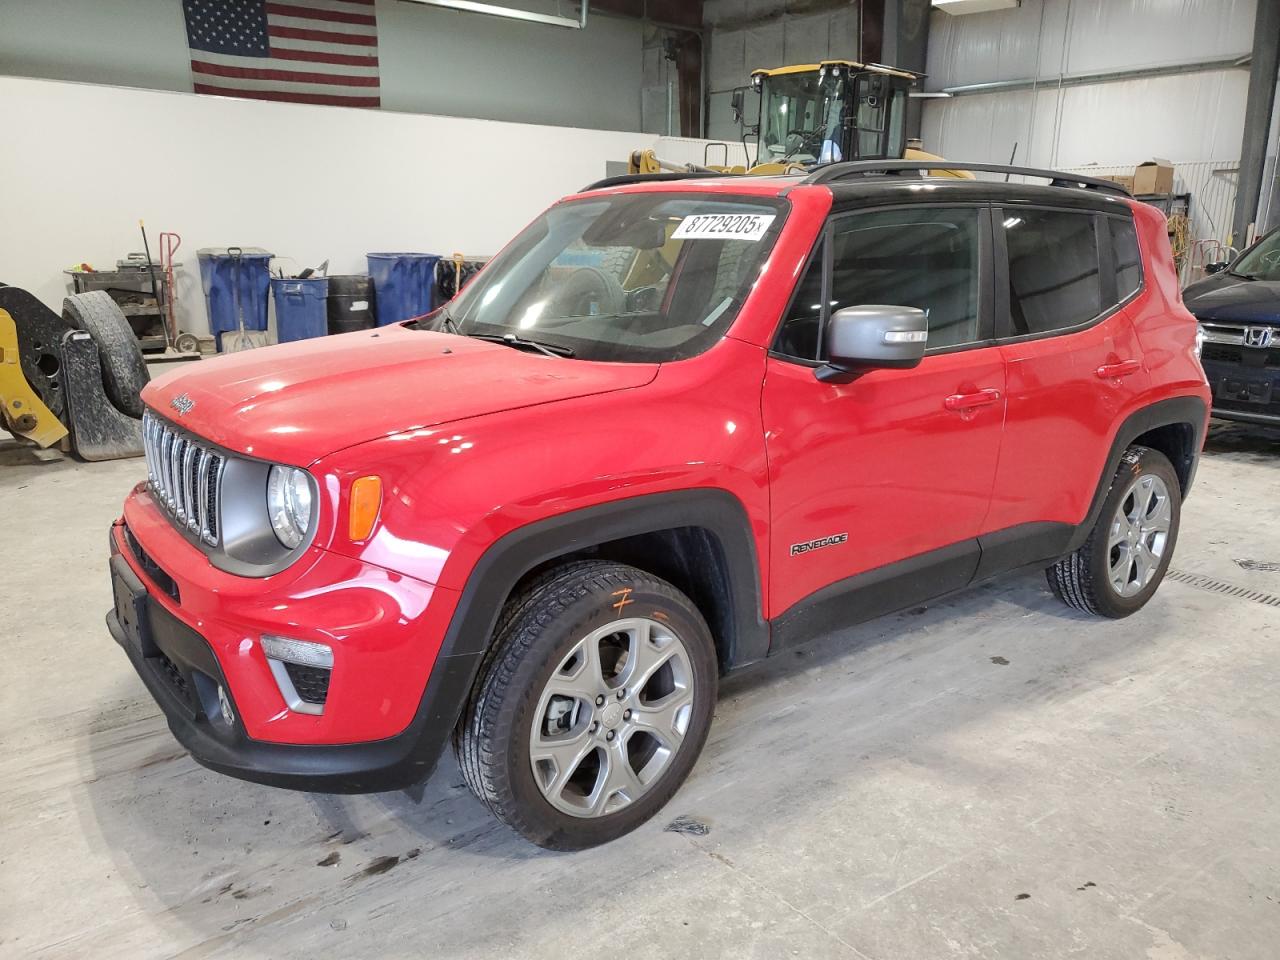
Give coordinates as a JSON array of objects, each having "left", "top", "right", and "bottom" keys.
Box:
[{"left": 182, "top": 0, "right": 380, "bottom": 108}]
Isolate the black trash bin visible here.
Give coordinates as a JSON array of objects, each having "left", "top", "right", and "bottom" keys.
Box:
[{"left": 326, "top": 275, "right": 375, "bottom": 334}]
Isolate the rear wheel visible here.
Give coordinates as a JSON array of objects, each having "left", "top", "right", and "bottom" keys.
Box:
[
  {"left": 1046, "top": 445, "right": 1181, "bottom": 618},
  {"left": 455, "top": 560, "right": 717, "bottom": 850}
]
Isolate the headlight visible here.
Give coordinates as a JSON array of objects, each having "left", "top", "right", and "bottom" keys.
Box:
[
  {"left": 266, "top": 464, "right": 313, "bottom": 549},
  {"left": 1194, "top": 324, "right": 1205, "bottom": 359}
]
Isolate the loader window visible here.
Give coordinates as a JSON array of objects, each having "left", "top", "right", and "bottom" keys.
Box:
[
  {"left": 759, "top": 71, "right": 846, "bottom": 165},
  {"left": 444, "top": 193, "right": 788, "bottom": 363}
]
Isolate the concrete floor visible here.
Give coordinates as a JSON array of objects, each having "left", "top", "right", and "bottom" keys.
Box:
[{"left": 2, "top": 421, "right": 1279, "bottom": 959}]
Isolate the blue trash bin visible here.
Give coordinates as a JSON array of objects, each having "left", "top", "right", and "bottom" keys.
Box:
[
  {"left": 271, "top": 277, "right": 329, "bottom": 343},
  {"left": 366, "top": 252, "right": 440, "bottom": 326},
  {"left": 197, "top": 247, "right": 272, "bottom": 351}
]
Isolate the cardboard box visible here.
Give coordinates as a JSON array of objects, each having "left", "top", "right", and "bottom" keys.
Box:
[
  {"left": 1107, "top": 174, "right": 1135, "bottom": 193},
  {"left": 1133, "top": 159, "right": 1174, "bottom": 196}
]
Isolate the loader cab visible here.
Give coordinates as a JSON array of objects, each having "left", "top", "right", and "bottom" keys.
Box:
[{"left": 748, "top": 61, "right": 913, "bottom": 171}]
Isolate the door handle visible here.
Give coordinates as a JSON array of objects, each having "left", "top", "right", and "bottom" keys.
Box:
[
  {"left": 943, "top": 388, "right": 1002, "bottom": 412},
  {"left": 1095, "top": 359, "right": 1141, "bottom": 379}
]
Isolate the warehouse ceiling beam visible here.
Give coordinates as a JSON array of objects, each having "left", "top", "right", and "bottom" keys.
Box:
[{"left": 398, "top": 0, "right": 589, "bottom": 30}]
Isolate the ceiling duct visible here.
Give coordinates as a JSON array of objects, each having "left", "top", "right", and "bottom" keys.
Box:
[
  {"left": 931, "top": 0, "right": 1019, "bottom": 14},
  {"left": 398, "top": 0, "right": 589, "bottom": 30}
]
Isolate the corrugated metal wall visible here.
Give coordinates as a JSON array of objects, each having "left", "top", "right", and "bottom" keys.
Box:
[
  {"left": 925, "top": 0, "right": 1254, "bottom": 89},
  {"left": 919, "top": 0, "right": 1256, "bottom": 170}
]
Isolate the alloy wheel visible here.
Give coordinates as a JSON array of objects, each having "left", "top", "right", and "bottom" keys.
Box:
[
  {"left": 1107, "top": 473, "right": 1173, "bottom": 597},
  {"left": 528, "top": 617, "right": 694, "bottom": 818}
]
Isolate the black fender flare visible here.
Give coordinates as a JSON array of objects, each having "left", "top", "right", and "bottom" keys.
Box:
[
  {"left": 445, "top": 488, "right": 767, "bottom": 664},
  {"left": 1066, "top": 394, "right": 1208, "bottom": 553},
  {"left": 390, "top": 489, "right": 767, "bottom": 788}
]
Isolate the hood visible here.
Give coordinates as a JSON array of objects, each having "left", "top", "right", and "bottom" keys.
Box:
[
  {"left": 1183, "top": 272, "right": 1280, "bottom": 324},
  {"left": 142, "top": 325, "right": 658, "bottom": 464}
]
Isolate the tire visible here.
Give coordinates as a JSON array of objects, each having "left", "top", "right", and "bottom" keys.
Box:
[
  {"left": 1046, "top": 445, "right": 1181, "bottom": 618},
  {"left": 454, "top": 560, "right": 718, "bottom": 850},
  {"left": 62, "top": 291, "right": 150, "bottom": 418}
]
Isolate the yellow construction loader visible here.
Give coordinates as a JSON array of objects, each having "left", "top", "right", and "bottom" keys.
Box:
[{"left": 630, "top": 59, "right": 972, "bottom": 179}]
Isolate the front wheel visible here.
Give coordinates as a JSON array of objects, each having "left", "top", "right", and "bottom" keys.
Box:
[
  {"left": 454, "top": 560, "right": 718, "bottom": 850},
  {"left": 1046, "top": 445, "right": 1181, "bottom": 618}
]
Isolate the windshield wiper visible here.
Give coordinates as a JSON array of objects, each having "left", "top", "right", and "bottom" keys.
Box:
[{"left": 470, "top": 332, "right": 574, "bottom": 358}]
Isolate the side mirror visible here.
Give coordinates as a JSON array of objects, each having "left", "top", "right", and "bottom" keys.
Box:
[
  {"left": 1204, "top": 261, "right": 1228, "bottom": 275},
  {"left": 817, "top": 305, "right": 929, "bottom": 383},
  {"left": 730, "top": 88, "right": 745, "bottom": 125}
]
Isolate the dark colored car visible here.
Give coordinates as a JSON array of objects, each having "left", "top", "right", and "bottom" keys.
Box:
[{"left": 1185, "top": 228, "right": 1280, "bottom": 425}]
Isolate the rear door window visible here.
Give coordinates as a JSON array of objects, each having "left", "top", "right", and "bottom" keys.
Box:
[
  {"left": 1002, "top": 209, "right": 1102, "bottom": 336},
  {"left": 1109, "top": 217, "right": 1143, "bottom": 300}
]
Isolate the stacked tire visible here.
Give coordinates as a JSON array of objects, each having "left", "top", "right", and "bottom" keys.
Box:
[{"left": 62, "top": 291, "right": 150, "bottom": 419}]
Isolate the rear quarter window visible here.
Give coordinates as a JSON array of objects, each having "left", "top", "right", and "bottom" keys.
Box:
[{"left": 1109, "top": 216, "right": 1143, "bottom": 300}]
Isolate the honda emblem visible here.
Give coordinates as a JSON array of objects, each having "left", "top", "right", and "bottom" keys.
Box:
[{"left": 1243, "top": 326, "right": 1275, "bottom": 349}]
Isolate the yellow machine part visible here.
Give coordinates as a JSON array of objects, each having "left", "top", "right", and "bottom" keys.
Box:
[
  {"left": 629, "top": 147, "right": 974, "bottom": 181},
  {"left": 0, "top": 308, "right": 69, "bottom": 448},
  {"left": 750, "top": 59, "right": 920, "bottom": 82},
  {"left": 903, "top": 147, "right": 977, "bottom": 180}
]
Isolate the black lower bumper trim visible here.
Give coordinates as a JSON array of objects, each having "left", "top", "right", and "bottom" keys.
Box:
[
  {"left": 1210, "top": 407, "right": 1280, "bottom": 426},
  {"left": 106, "top": 551, "right": 479, "bottom": 794}
]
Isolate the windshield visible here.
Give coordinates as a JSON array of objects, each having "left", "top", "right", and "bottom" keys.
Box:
[
  {"left": 1231, "top": 229, "right": 1280, "bottom": 280},
  {"left": 443, "top": 193, "right": 788, "bottom": 362},
  {"left": 758, "top": 71, "right": 847, "bottom": 164}
]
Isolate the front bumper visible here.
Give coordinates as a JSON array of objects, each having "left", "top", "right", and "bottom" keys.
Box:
[
  {"left": 108, "top": 487, "right": 480, "bottom": 793},
  {"left": 1200, "top": 351, "right": 1280, "bottom": 425}
]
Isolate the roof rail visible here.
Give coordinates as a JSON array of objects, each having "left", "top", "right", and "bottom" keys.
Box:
[
  {"left": 580, "top": 170, "right": 731, "bottom": 193},
  {"left": 802, "top": 160, "right": 1130, "bottom": 196}
]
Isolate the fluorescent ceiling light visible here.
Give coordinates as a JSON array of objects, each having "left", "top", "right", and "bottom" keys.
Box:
[
  {"left": 910, "top": 91, "right": 954, "bottom": 98},
  {"left": 399, "top": 0, "right": 587, "bottom": 29},
  {"left": 932, "top": 0, "right": 1020, "bottom": 13}
]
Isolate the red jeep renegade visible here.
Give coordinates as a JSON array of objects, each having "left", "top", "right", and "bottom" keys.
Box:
[{"left": 108, "top": 162, "right": 1210, "bottom": 849}]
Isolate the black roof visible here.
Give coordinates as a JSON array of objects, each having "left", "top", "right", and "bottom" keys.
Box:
[{"left": 821, "top": 176, "right": 1133, "bottom": 215}]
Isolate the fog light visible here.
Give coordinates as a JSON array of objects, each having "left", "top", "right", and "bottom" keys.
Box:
[
  {"left": 218, "top": 685, "right": 235, "bottom": 726},
  {"left": 261, "top": 634, "right": 333, "bottom": 668},
  {"left": 261, "top": 634, "right": 333, "bottom": 716}
]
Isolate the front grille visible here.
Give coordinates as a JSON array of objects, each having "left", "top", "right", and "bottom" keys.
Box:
[
  {"left": 143, "top": 411, "right": 224, "bottom": 546},
  {"left": 124, "top": 523, "right": 180, "bottom": 602},
  {"left": 1202, "top": 343, "right": 1280, "bottom": 368},
  {"left": 284, "top": 662, "right": 331, "bottom": 705}
]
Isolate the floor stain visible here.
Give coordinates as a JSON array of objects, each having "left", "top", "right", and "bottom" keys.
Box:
[
  {"left": 361, "top": 855, "right": 401, "bottom": 877},
  {"left": 1234, "top": 558, "right": 1280, "bottom": 572},
  {"left": 665, "top": 815, "right": 711, "bottom": 837},
  {"left": 317, "top": 852, "right": 340, "bottom": 867},
  {"left": 990, "top": 656, "right": 1010, "bottom": 666}
]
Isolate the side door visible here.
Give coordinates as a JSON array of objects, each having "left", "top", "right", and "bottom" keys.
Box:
[
  {"left": 762, "top": 203, "right": 1006, "bottom": 624},
  {"left": 985, "top": 206, "right": 1151, "bottom": 539}
]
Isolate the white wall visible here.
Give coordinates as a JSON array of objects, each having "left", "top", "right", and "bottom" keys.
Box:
[
  {"left": 919, "top": 0, "right": 1256, "bottom": 171},
  {"left": 0, "top": 76, "right": 658, "bottom": 338},
  {"left": 0, "top": 0, "right": 644, "bottom": 132}
]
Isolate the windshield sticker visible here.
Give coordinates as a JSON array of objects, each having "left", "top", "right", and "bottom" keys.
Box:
[{"left": 672, "top": 213, "right": 776, "bottom": 242}]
